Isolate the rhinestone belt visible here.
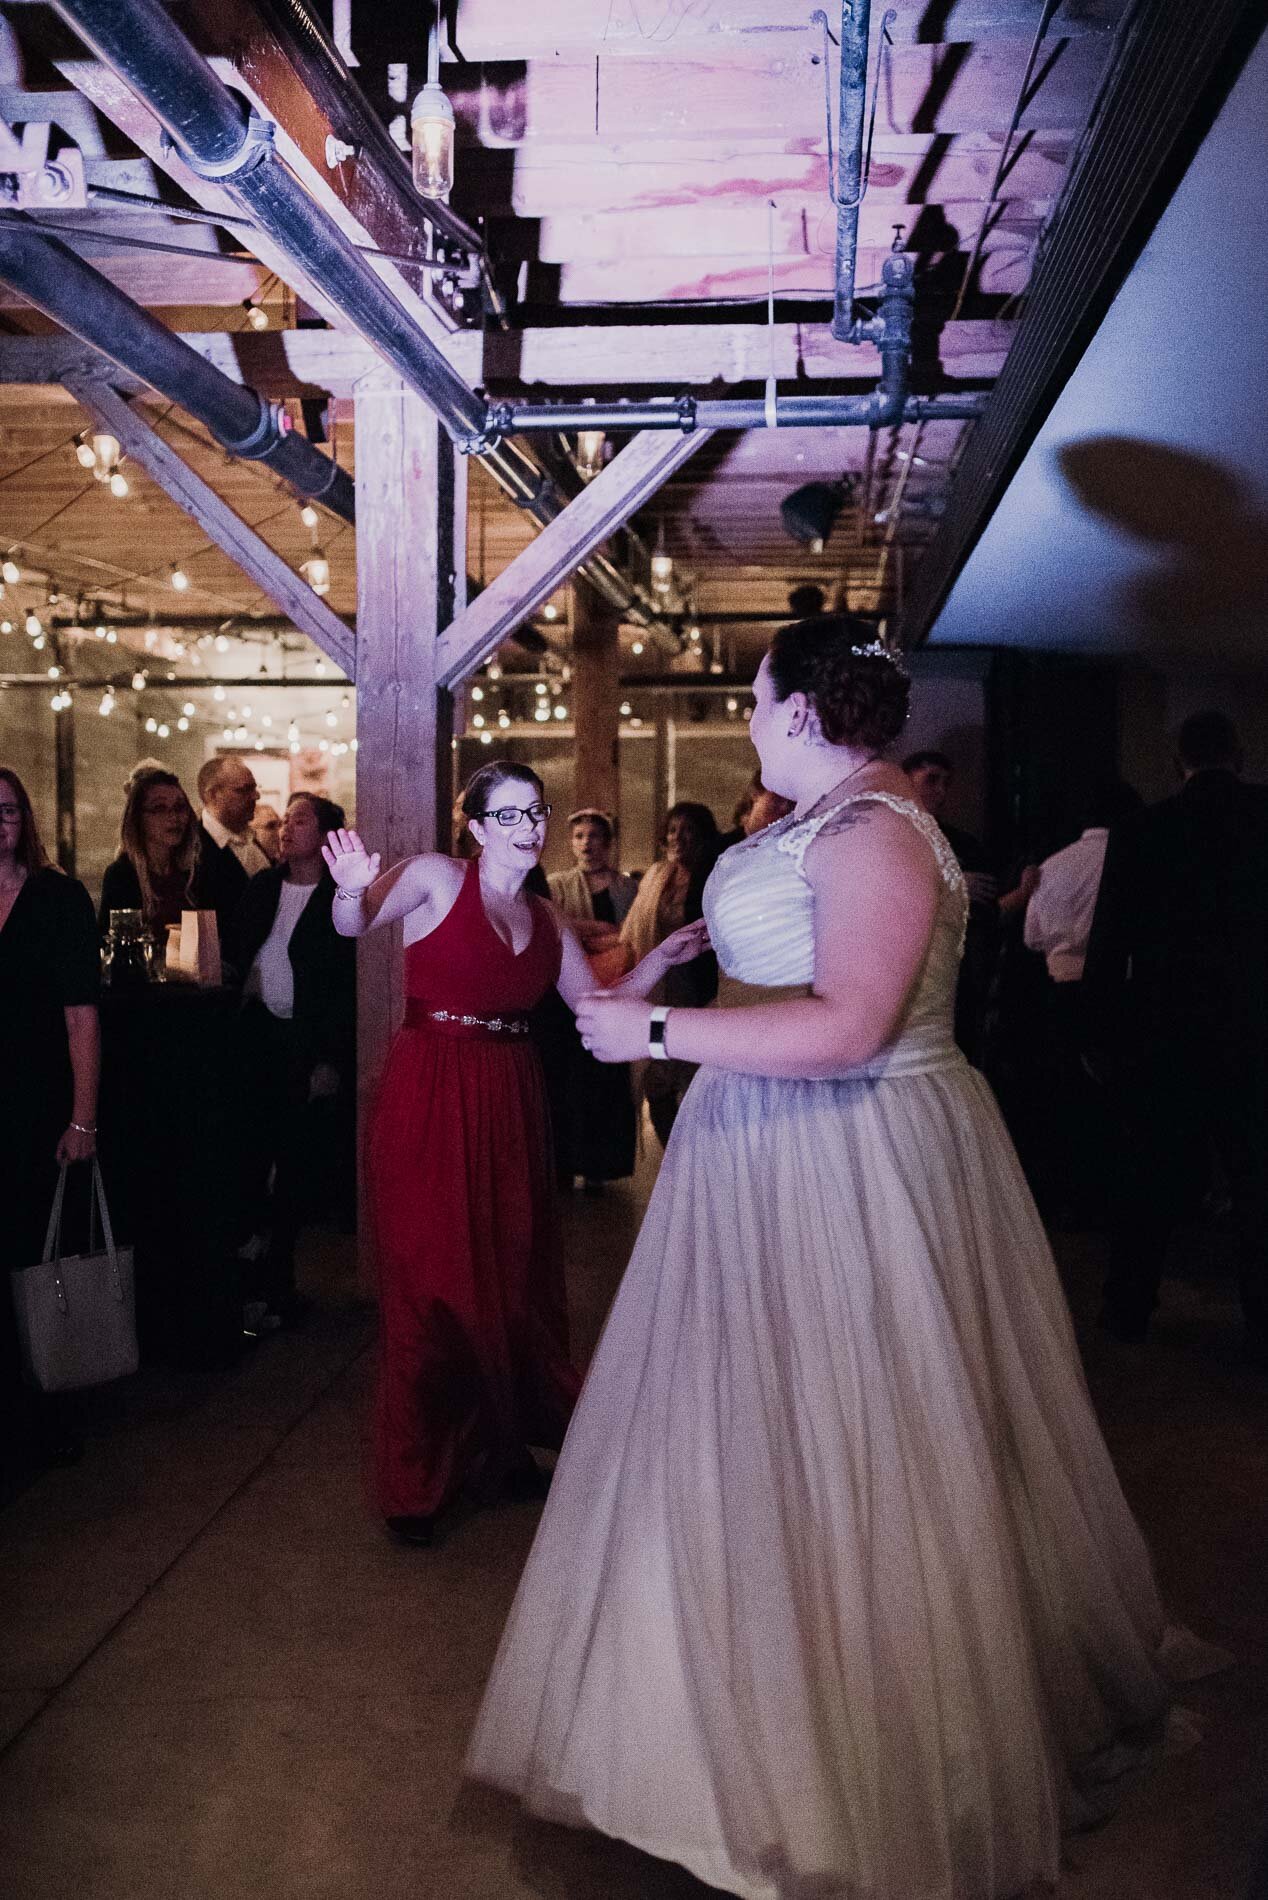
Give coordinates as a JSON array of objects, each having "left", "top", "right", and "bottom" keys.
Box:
[{"left": 405, "top": 999, "right": 530, "bottom": 1038}]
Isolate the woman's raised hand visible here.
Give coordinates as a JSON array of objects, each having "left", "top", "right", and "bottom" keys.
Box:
[
  {"left": 658, "top": 918, "right": 711, "bottom": 966},
  {"left": 322, "top": 827, "right": 381, "bottom": 891}
]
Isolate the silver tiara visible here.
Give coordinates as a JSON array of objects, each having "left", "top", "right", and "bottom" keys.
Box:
[{"left": 849, "top": 639, "right": 909, "bottom": 674}]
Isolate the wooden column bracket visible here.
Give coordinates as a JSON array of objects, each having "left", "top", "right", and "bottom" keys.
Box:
[
  {"left": 62, "top": 374, "right": 357, "bottom": 677},
  {"left": 435, "top": 426, "right": 715, "bottom": 689}
]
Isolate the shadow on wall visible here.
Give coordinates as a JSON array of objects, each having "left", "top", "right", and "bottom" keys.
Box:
[{"left": 1057, "top": 437, "right": 1268, "bottom": 648}]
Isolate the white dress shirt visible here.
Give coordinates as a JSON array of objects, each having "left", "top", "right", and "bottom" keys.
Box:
[
  {"left": 246, "top": 878, "right": 316, "bottom": 1019},
  {"left": 202, "top": 808, "right": 272, "bottom": 878},
  {"left": 1024, "top": 828, "right": 1110, "bottom": 983}
]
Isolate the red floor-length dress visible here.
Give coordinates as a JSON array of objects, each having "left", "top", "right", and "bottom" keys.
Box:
[{"left": 368, "top": 858, "right": 580, "bottom": 1519}]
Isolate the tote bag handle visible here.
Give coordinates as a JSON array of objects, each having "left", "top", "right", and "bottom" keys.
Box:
[{"left": 41, "top": 1161, "right": 125, "bottom": 1314}]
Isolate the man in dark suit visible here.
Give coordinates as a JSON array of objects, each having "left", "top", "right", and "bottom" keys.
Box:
[{"left": 1082, "top": 711, "right": 1268, "bottom": 1351}]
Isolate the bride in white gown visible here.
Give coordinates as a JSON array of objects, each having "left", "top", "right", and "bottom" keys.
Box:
[{"left": 466, "top": 618, "right": 1197, "bottom": 1900}]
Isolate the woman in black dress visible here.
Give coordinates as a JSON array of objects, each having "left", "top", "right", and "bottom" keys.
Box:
[
  {"left": 0, "top": 768, "right": 100, "bottom": 1483},
  {"left": 98, "top": 765, "right": 239, "bottom": 941}
]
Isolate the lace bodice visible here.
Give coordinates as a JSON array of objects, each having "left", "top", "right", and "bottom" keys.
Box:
[{"left": 702, "top": 792, "right": 969, "bottom": 1079}]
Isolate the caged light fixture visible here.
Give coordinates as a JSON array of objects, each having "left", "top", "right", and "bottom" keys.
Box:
[{"left": 411, "top": 24, "right": 456, "bottom": 201}]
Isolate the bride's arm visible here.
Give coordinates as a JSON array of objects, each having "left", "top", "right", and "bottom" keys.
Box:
[{"left": 577, "top": 810, "right": 939, "bottom": 1078}]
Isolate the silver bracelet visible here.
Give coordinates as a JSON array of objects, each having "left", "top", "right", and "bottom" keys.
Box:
[
  {"left": 333, "top": 887, "right": 366, "bottom": 905},
  {"left": 648, "top": 1006, "right": 670, "bottom": 1060},
  {"left": 69, "top": 1120, "right": 97, "bottom": 1135}
]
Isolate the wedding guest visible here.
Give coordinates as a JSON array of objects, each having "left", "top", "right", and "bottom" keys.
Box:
[
  {"left": 0, "top": 768, "right": 99, "bottom": 1480},
  {"left": 325, "top": 761, "right": 704, "bottom": 1547},
  {"left": 1083, "top": 711, "right": 1268, "bottom": 1349},
  {"left": 251, "top": 803, "right": 283, "bottom": 864},
  {"left": 197, "top": 756, "right": 270, "bottom": 893},
  {"left": 719, "top": 772, "right": 795, "bottom": 850},
  {"left": 620, "top": 801, "right": 721, "bottom": 1145},
  {"left": 99, "top": 766, "right": 239, "bottom": 937},
  {"left": 232, "top": 792, "right": 355, "bottom": 1323},
  {"left": 1021, "top": 779, "right": 1143, "bottom": 1225},
  {"left": 549, "top": 810, "right": 639, "bottom": 1188}
]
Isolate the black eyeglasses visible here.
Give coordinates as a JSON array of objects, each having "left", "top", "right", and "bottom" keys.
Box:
[{"left": 478, "top": 802, "right": 551, "bottom": 828}]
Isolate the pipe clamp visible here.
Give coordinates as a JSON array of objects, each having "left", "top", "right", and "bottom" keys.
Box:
[{"left": 171, "top": 112, "right": 276, "bottom": 182}]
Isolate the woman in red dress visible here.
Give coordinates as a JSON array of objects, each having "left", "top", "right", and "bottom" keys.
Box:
[{"left": 326, "top": 762, "right": 706, "bottom": 1546}]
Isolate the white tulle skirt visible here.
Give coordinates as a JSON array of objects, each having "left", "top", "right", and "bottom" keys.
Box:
[{"left": 466, "top": 1057, "right": 1184, "bottom": 1900}]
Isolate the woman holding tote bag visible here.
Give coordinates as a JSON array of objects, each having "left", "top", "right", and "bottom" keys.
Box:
[{"left": 0, "top": 769, "right": 101, "bottom": 1484}]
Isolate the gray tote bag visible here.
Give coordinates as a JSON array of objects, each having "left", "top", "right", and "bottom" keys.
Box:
[{"left": 10, "top": 1161, "right": 138, "bottom": 1392}]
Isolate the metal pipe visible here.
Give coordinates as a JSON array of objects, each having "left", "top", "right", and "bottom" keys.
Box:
[
  {"left": 48, "top": 0, "right": 661, "bottom": 628},
  {"left": 0, "top": 219, "right": 355, "bottom": 519},
  {"left": 491, "top": 393, "right": 989, "bottom": 434},
  {"left": 832, "top": 0, "right": 872, "bottom": 342}
]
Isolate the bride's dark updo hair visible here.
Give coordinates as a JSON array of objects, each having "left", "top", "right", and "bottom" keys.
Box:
[
  {"left": 767, "top": 614, "right": 910, "bottom": 751},
  {"left": 460, "top": 759, "right": 545, "bottom": 820}
]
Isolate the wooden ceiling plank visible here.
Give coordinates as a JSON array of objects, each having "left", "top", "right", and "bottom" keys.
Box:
[
  {"left": 524, "top": 201, "right": 1048, "bottom": 262},
  {"left": 443, "top": 40, "right": 1105, "bottom": 145},
  {"left": 447, "top": 0, "right": 1122, "bottom": 57},
  {"left": 456, "top": 136, "right": 1074, "bottom": 213},
  {"left": 437, "top": 429, "right": 715, "bottom": 687},
  {"left": 0, "top": 254, "right": 266, "bottom": 311},
  {"left": 62, "top": 374, "right": 356, "bottom": 675},
  {"left": 546, "top": 247, "right": 1032, "bottom": 302}
]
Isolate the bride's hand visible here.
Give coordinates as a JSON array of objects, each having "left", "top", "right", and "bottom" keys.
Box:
[
  {"left": 658, "top": 919, "right": 710, "bottom": 966},
  {"left": 321, "top": 827, "right": 381, "bottom": 891}
]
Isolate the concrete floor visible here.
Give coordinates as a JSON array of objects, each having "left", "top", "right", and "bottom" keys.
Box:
[{"left": 1, "top": 1147, "right": 1265, "bottom": 1900}]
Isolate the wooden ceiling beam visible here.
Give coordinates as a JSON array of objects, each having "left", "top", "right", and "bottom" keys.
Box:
[
  {"left": 446, "top": 0, "right": 1122, "bottom": 57},
  {"left": 0, "top": 318, "right": 1011, "bottom": 394},
  {"left": 62, "top": 375, "right": 356, "bottom": 676},
  {"left": 542, "top": 247, "right": 1032, "bottom": 303},
  {"left": 437, "top": 429, "right": 715, "bottom": 688},
  {"left": 0, "top": 253, "right": 267, "bottom": 312}
]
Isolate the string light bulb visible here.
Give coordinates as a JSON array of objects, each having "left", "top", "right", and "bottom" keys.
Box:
[
  {"left": 109, "top": 471, "right": 129, "bottom": 499},
  {"left": 170, "top": 564, "right": 190, "bottom": 593},
  {"left": 25, "top": 612, "right": 42, "bottom": 637},
  {"left": 244, "top": 300, "right": 270, "bottom": 331},
  {"left": 2, "top": 558, "right": 20, "bottom": 584},
  {"left": 410, "top": 27, "right": 455, "bottom": 200},
  {"left": 75, "top": 436, "right": 97, "bottom": 470},
  {"left": 98, "top": 690, "right": 115, "bottom": 717},
  {"left": 302, "top": 550, "right": 331, "bottom": 597},
  {"left": 90, "top": 431, "right": 121, "bottom": 473},
  {"left": 299, "top": 502, "right": 319, "bottom": 529}
]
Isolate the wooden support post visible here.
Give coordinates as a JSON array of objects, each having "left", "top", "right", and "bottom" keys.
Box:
[
  {"left": 353, "top": 372, "right": 464, "bottom": 1276},
  {"left": 569, "top": 580, "right": 621, "bottom": 825},
  {"left": 62, "top": 375, "right": 358, "bottom": 677}
]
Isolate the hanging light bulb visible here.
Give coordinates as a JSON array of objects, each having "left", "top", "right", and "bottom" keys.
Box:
[
  {"left": 244, "top": 300, "right": 270, "bottom": 332},
  {"left": 90, "top": 431, "right": 121, "bottom": 474},
  {"left": 553, "top": 703, "right": 567, "bottom": 721},
  {"left": 410, "top": 25, "right": 455, "bottom": 200},
  {"left": 2, "top": 558, "right": 20, "bottom": 584},
  {"left": 470, "top": 685, "right": 484, "bottom": 701},
  {"left": 487, "top": 662, "right": 502, "bottom": 681},
  {"left": 289, "top": 740, "right": 301, "bottom": 756},
  {"left": 214, "top": 633, "right": 230, "bottom": 653},
  {"left": 534, "top": 704, "right": 550, "bottom": 722},
  {"left": 497, "top": 710, "right": 510, "bottom": 729},
  {"left": 170, "top": 564, "right": 190, "bottom": 593},
  {"left": 542, "top": 602, "right": 558, "bottom": 622},
  {"left": 577, "top": 429, "right": 606, "bottom": 480},
  {"left": 299, "top": 502, "right": 319, "bottom": 530},
  {"left": 472, "top": 713, "right": 485, "bottom": 729},
  {"left": 25, "top": 612, "right": 42, "bottom": 637},
  {"left": 98, "top": 690, "right": 115, "bottom": 717},
  {"left": 325, "top": 710, "right": 338, "bottom": 728},
  {"left": 94, "top": 624, "right": 108, "bottom": 640},
  {"left": 109, "top": 471, "right": 129, "bottom": 499},
  {"left": 631, "top": 639, "right": 645, "bottom": 656},
  {"left": 650, "top": 520, "right": 673, "bottom": 592},
  {"left": 177, "top": 717, "right": 190, "bottom": 732},
  {"left": 0, "top": 620, "right": 11, "bottom": 633},
  {"left": 131, "top": 671, "right": 146, "bottom": 692},
  {"left": 302, "top": 550, "right": 331, "bottom": 597},
  {"left": 157, "top": 723, "right": 170, "bottom": 739},
  {"left": 287, "top": 722, "right": 300, "bottom": 743},
  {"left": 212, "top": 685, "right": 226, "bottom": 703},
  {"left": 75, "top": 436, "right": 97, "bottom": 470},
  {"left": 144, "top": 716, "right": 158, "bottom": 734}
]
